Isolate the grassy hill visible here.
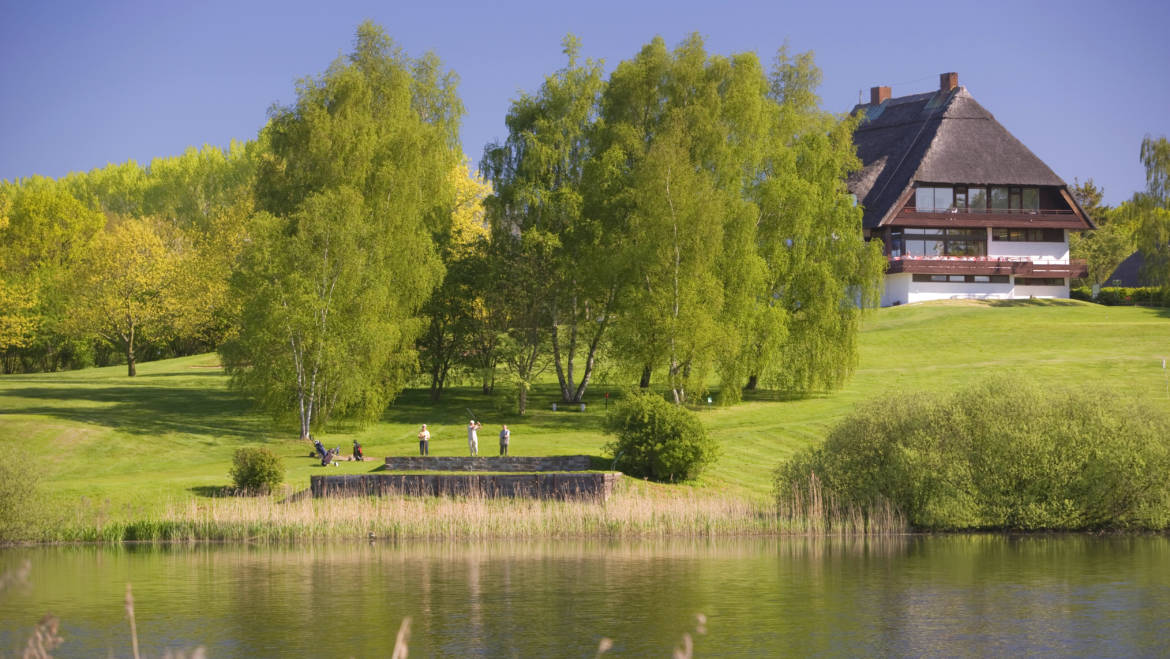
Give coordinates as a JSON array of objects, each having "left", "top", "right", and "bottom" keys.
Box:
[{"left": 2, "top": 300, "right": 1168, "bottom": 520}]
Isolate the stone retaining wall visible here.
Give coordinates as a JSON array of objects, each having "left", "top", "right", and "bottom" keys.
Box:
[
  {"left": 382, "top": 455, "right": 595, "bottom": 472},
  {"left": 310, "top": 472, "right": 620, "bottom": 500}
]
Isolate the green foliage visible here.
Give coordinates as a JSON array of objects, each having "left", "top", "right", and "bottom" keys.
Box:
[
  {"left": 1133, "top": 136, "right": 1170, "bottom": 290},
  {"left": 1071, "top": 285, "right": 1168, "bottom": 306},
  {"left": 1070, "top": 196, "right": 1136, "bottom": 288},
  {"left": 229, "top": 447, "right": 284, "bottom": 494},
  {"left": 481, "top": 36, "right": 610, "bottom": 410},
  {"left": 221, "top": 21, "right": 462, "bottom": 437},
  {"left": 775, "top": 378, "right": 1170, "bottom": 530},
  {"left": 66, "top": 216, "right": 186, "bottom": 376},
  {"left": 604, "top": 390, "right": 719, "bottom": 482}
]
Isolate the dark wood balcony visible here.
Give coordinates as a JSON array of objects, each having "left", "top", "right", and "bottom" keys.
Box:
[
  {"left": 886, "top": 256, "right": 1087, "bottom": 278},
  {"left": 891, "top": 208, "right": 1086, "bottom": 229}
]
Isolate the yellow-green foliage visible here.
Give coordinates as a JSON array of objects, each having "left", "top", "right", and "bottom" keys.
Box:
[{"left": 776, "top": 378, "right": 1170, "bottom": 531}]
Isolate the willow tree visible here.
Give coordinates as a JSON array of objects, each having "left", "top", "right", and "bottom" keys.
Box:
[
  {"left": 220, "top": 22, "right": 462, "bottom": 438},
  {"left": 742, "top": 48, "right": 885, "bottom": 396},
  {"left": 481, "top": 36, "right": 610, "bottom": 410},
  {"left": 1134, "top": 136, "right": 1170, "bottom": 289}
]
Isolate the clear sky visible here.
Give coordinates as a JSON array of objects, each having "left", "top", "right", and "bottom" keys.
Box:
[{"left": 1, "top": 0, "right": 1166, "bottom": 205}]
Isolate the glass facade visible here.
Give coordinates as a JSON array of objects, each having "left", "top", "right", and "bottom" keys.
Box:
[
  {"left": 915, "top": 184, "right": 1041, "bottom": 213},
  {"left": 992, "top": 228, "right": 1064, "bottom": 242},
  {"left": 890, "top": 228, "right": 987, "bottom": 257}
]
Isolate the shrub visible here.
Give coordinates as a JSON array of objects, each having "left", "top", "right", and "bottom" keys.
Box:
[
  {"left": 775, "top": 378, "right": 1170, "bottom": 531},
  {"left": 604, "top": 391, "right": 719, "bottom": 482},
  {"left": 1071, "top": 285, "right": 1169, "bottom": 307},
  {"left": 230, "top": 447, "right": 284, "bottom": 494}
]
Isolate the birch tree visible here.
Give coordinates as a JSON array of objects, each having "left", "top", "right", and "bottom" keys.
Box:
[
  {"left": 481, "top": 36, "right": 610, "bottom": 408},
  {"left": 591, "top": 35, "right": 769, "bottom": 404}
]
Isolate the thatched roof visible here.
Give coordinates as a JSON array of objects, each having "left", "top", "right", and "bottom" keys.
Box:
[{"left": 848, "top": 87, "right": 1070, "bottom": 228}]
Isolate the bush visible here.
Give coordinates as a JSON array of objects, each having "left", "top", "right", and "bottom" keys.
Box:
[
  {"left": 1071, "top": 285, "right": 1168, "bottom": 307},
  {"left": 230, "top": 447, "right": 284, "bottom": 494},
  {"left": 774, "top": 378, "right": 1170, "bottom": 531},
  {"left": 604, "top": 391, "right": 719, "bottom": 482}
]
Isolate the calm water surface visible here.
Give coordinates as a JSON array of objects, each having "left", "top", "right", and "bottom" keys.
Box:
[{"left": 1, "top": 536, "right": 1168, "bottom": 657}]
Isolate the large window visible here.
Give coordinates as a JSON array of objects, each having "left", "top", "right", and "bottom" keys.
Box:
[
  {"left": 913, "top": 274, "right": 1010, "bottom": 284},
  {"left": 917, "top": 184, "right": 1040, "bottom": 213},
  {"left": 1016, "top": 277, "right": 1065, "bottom": 286},
  {"left": 991, "top": 186, "right": 1010, "bottom": 211},
  {"left": 890, "top": 228, "right": 987, "bottom": 257},
  {"left": 915, "top": 186, "right": 955, "bottom": 212},
  {"left": 968, "top": 186, "right": 987, "bottom": 211},
  {"left": 992, "top": 228, "right": 1064, "bottom": 242}
]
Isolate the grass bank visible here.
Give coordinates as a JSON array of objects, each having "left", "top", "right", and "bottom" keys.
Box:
[{"left": 2, "top": 300, "right": 1169, "bottom": 539}]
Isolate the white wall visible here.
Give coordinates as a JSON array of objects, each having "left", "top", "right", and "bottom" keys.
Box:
[
  {"left": 879, "top": 275, "right": 1070, "bottom": 306},
  {"left": 906, "top": 280, "right": 1014, "bottom": 304},
  {"left": 1014, "top": 280, "right": 1069, "bottom": 299},
  {"left": 987, "top": 234, "right": 1069, "bottom": 262},
  {"left": 882, "top": 273, "right": 912, "bottom": 306}
]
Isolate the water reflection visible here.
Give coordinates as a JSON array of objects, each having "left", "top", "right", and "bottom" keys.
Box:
[{"left": 1, "top": 536, "right": 1167, "bottom": 657}]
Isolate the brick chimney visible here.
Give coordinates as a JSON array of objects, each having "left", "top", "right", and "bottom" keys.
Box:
[
  {"left": 939, "top": 72, "right": 958, "bottom": 91},
  {"left": 870, "top": 85, "right": 891, "bottom": 105}
]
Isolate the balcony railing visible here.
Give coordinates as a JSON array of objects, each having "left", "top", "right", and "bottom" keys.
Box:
[
  {"left": 893, "top": 207, "right": 1085, "bottom": 228},
  {"left": 886, "top": 256, "right": 1087, "bottom": 278}
]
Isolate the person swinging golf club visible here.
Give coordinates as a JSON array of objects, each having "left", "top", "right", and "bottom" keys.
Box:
[{"left": 467, "top": 419, "right": 481, "bottom": 456}]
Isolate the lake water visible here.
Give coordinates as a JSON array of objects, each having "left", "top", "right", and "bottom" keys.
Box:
[{"left": 2, "top": 536, "right": 1168, "bottom": 657}]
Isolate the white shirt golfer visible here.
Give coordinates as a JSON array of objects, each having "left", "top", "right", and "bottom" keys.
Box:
[{"left": 467, "top": 420, "right": 481, "bottom": 456}]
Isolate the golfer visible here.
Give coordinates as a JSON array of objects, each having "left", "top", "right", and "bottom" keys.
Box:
[
  {"left": 499, "top": 424, "right": 510, "bottom": 456},
  {"left": 418, "top": 424, "right": 430, "bottom": 456},
  {"left": 467, "top": 420, "right": 481, "bottom": 456}
]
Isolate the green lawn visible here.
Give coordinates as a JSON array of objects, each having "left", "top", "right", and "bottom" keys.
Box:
[{"left": 3, "top": 300, "right": 1169, "bottom": 517}]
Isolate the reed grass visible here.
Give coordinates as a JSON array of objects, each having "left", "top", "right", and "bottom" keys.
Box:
[
  {"left": 34, "top": 474, "right": 906, "bottom": 544},
  {"left": 775, "top": 471, "right": 907, "bottom": 535}
]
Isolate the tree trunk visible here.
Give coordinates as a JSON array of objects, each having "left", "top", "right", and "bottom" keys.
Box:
[
  {"left": 745, "top": 374, "right": 758, "bottom": 391},
  {"left": 517, "top": 382, "right": 528, "bottom": 415},
  {"left": 126, "top": 341, "right": 136, "bottom": 377},
  {"left": 639, "top": 365, "right": 652, "bottom": 389}
]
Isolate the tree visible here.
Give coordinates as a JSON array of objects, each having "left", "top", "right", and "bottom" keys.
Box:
[
  {"left": 0, "top": 191, "right": 37, "bottom": 351},
  {"left": 745, "top": 48, "right": 885, "bottom": 396},
  {"left": 481, "top": 36, "right": 611, "bottom": 408},
  {"left": 220, "top": 22, "right": 462, "bottom": 438},
  {"left": 0, "top": 178, "right": 104, "bottom": 372},
  {"left": 418, "top": 162, "right": 491, "bottom": 400},
  {"left": 1134, "top": 136, "right": 1170, "bottom": 289},
  {"left": 67, "top": 216, "right": 183, "bottom": 376},
  {"left": 590, "top": 35, "right": 773, "bottom": 405}
]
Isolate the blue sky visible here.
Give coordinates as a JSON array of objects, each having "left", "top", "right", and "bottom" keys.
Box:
[{"left": 1, "top": 0, "right": 1166, "bottom": 205}]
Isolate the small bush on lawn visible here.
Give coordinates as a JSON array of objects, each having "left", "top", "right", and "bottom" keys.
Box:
[
  {"left": 230, "top": 447, "right": 284, "bottom": 494},
  {"left": 604, "top": 391, "right": 719, "bottom": 482},
  {"left": 775, "top": 377, "right": 1170, "bottom": 531}
]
